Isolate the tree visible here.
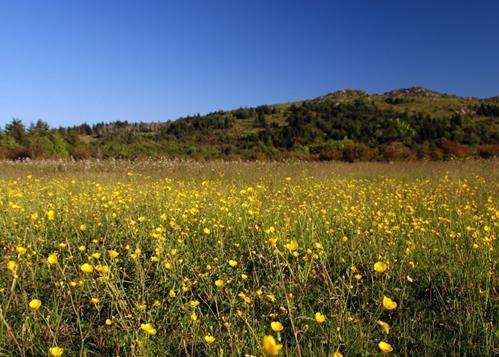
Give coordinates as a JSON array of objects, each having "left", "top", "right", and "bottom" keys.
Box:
[
  {"left": 4, "top": 118, "right": 26, "bottom": 144},
  {"left": 28, "top": 120, "right": 50, "bottom": 136}
]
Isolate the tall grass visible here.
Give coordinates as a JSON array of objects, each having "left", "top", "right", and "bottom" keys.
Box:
[{"left": 0, "top": 160, "right": 496, "bottom": 356}]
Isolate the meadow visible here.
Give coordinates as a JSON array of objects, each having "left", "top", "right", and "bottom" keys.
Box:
[{"left": 0, "top": 160, "right": 496, "bottom": 356}]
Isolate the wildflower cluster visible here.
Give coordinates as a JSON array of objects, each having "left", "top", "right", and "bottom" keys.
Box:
[{"left": 0, "top": 161, "right": 496, "bottom": 355}]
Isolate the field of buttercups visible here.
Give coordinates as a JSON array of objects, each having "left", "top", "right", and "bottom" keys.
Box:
[{"left": 0, "top": 160, "right": 497, "bottom": 356}]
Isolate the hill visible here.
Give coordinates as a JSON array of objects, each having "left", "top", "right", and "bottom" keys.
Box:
[{"left": 1, "top": 87, "right": 498, "bottom": 161}]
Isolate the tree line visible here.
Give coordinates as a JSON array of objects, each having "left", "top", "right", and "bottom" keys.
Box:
[{"left": 1, "top": 99, "right": 498, "bottom": 161}]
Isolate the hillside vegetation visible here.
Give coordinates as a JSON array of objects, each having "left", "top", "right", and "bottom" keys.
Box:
[{"left": 1, "top": 87, "right": 498, "bottom": 161}]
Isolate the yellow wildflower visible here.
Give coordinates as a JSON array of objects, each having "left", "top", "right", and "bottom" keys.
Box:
[
  {"left": 378, "top": 341, "right": 393, "bottom": 353},
  {"left": 140, "top": 323, "right": 157, "bottom": 336},
  {"left": 382, "top": 296, "right": 397, "bottom": 310},
  {"left": 229, "top": 259, "right": 238, "bottom": 267},
  {"left": 377, "top": 320, "right": 390, "bottom": 334},
  {"left": 108, "top": 250, "right": 119, "bottom": 259},
  {"left": 6, "top": 260, "right": 17, "bottom": 271},
  {"left": 189, "top": 300, "right": 200, "bottom": 307},
  {"left": 374, "top": 261, "right": 388, "bottom": 273},
  {"left": 47, "top": 253, "right": 58, "bottom": 265},
  {"left": 80, "top": 263, "right": 93, "bottom": 273},
  {"left": 271, "top": 321, "right": 283, "bottom": 332},
  {"left": 46, "top": 210, "right": 55, "bottom": 221},
  {"left": 29, "top": 299, "right": 42, "bottom": 310},
  {"left": 285, "top": 240, "right": 298, "bottom": 252},
  {"left": 315, "top": 312, "right": 326, "bottom": 324},
  {"left": 204, "top": 335, "right": 216, "bottom": 345},
  {"left": 262, "top": 335, "right": 282, "bottom": 356},
  {"left": 48, "top": 346, "right": 64, "bottom": 357},
  {"left": 16, "top": 246, "right": 27, "bottom": 255}
]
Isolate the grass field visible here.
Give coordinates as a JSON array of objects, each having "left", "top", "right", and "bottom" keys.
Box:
[{"left": 0, "top": 160, "right": 497, "bottom": 356}]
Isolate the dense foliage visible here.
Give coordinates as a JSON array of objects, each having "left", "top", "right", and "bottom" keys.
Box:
[{"left": 1, "top": 88, "right": 498, "bottom": 161}]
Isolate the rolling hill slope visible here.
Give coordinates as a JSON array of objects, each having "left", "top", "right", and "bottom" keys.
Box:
[{"left": 1, "top": 87, "right": 498, "bottom": 161}]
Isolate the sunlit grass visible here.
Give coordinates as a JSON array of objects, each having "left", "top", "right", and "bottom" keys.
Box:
[{"left": 0, "top": 160, "right": 496, "bottom": 355}]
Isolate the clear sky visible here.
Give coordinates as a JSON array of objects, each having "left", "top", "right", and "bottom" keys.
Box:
[{"left": 0, "top": 0, "right": 498, "bottom": 127}]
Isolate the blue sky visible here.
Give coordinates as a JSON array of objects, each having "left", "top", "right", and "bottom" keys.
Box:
[{"left": 0, "top": 0, "right": 498, "bottom": 127}]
